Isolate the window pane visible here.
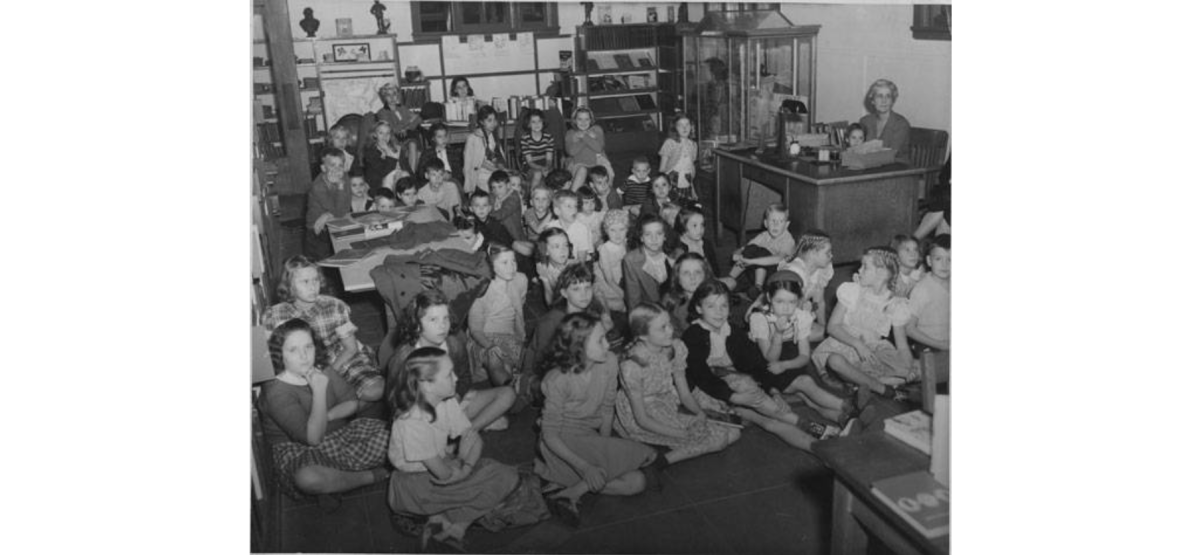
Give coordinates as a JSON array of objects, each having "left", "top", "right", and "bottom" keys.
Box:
[
  {"left": 419, "top": 1, "right": 449, "bottom": 16},
  {"left": 486, "top": 3, "right": 508, "bottom": 24},
  {"left": 462, "top": 3, "right": 481, "bottom": 24},
  {"left": 518, "top": 3, "right": 545, "bottom": 24}
]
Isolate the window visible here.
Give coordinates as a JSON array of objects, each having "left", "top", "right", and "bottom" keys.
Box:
[
  {"left": 704, "top": 3, "right": 780, "bottom": 13},
  {"left": 411, "top": 2, "right": 559, "bottom": 40},
  {"left": 912, "top": 5, "right": 951, "bottom": 41}
]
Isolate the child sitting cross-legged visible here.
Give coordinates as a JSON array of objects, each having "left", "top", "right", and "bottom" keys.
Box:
[
  {"left": 386, "top": 290, "right": 515, "bottom": 433},
  {"left": 615, "top": 302, "right": 741, "bottom": 467},
  {"left": 812, "top": 247, "right": 919, "bottom": 401},
  {"left": 386, "top": 347, "right": 520, "bottom": 552},
  {"left": 682, "top": 279, "right": 843, "bottom": 452},
  {"left": 726, "top": 203, "right": 796, "bottom": 300},
  {"left": 537, "top": 312, "right": 660, "bottom": 527},
  {"left": 263, "top": 256, "right": 384, "bottom": 402}
]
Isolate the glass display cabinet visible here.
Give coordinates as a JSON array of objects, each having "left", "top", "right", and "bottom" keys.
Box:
[{"left": 679, "top": 10, "right": 820, "bottom": 168}]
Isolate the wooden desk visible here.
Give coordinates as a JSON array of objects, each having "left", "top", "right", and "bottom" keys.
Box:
[
  {"left": 713, "top": 148, "right": 930, "bottom": 265},
  {"left": 813, "top": 431, "right": 950, "bottom": 555}
]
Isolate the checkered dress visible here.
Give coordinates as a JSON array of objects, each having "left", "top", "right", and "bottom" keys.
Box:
[
  {"left": 272, "top": 418, "right": 389, "bottom": 499},
  {"left": 263, "top": 296, "right": 383, "bottom": 397}
]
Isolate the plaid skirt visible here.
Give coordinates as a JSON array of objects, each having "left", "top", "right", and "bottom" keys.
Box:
[{"left": 271, "top": 417, "right": 389, "bottom": 499}]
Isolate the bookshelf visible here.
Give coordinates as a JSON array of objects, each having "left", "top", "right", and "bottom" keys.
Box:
[
  {"left": 572, "top": 24, "right": 680, "bottom": 153},
  {"left": 253, "top": 2, "right": 328, "bottom": 192}
]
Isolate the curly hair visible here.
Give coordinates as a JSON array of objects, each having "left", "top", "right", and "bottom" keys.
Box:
[
  {"left": 539, "top": 312, "right": 601, "bottom": 377},
  {"left": 393, "top": 290, "right": 453, "bottom": 351},
  {"left": 863, "top": 246, "right": 902, "bottom": 294},
  {"left": 551, "top": 262, "right": 608, "bottom": 318},
  {"left": 275, "top": 255, "right": 323, "bottom": 304},
  {"left": 389, "top": 346, "right": 447, "bottom": 421},
  {"left": 267, "top": 318, "right": 328, "bottom": 375},
  {"left": 863, "top": 78, "right": 899, "bottom": 115}
]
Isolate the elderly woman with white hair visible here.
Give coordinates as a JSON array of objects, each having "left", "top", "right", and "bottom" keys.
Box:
[{"left": 858, "top": 78, "right": 911, "bottom": 161}]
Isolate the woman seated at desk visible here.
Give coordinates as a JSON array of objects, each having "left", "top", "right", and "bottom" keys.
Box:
[
  {"left": 443, "top": 77, "right": 479, "bottom": 122},
  {"left": 858, "top": 78, "right": 911, "bottom": 161}
]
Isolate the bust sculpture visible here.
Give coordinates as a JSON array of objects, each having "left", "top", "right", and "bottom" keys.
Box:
[{"left": 299, "top": 8, "right": 320, "bottom": 38}]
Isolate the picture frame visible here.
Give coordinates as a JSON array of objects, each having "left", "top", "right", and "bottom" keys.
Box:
[{"left": 332, "top": 42, "right": 370, "bottom": 62}]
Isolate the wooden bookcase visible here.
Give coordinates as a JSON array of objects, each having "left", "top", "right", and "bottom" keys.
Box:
[{"left": 571, "top": 24, "right": 680, "bottom": 153}]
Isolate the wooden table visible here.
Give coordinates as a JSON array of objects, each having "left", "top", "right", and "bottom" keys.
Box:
[
  {"left": 321, "top": 205, "right": 469, "bottom": 293},
  {"left": 813, "top": 431, "right": 950, "bottom": 555},
  {"left": 713, "top": 148, "right": 931, "bottom": 265}
]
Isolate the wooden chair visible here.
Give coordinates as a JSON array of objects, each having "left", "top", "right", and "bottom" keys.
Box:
[{"left": 908, "top": 127, "right": 949, "bottom": 199}]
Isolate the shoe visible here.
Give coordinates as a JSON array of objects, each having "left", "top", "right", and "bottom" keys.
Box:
[
  {"left": 483, "top": 415, "right": 509, "bottom": 432},
  {"left": 746, "top": 285, "right": 762, "bottom": 301},
  {"left": 839, "top": 418, "right": 862, "bottom": 438},
  {"left": 390, "top": 512, "right": 426, "bottom": 537},
  {"left": 801, "top": 421, "right": 840, "bottom": 441},
  {"left": 418, "top": 521, "right": 444, "bottom": 553},
  {"left": 545, "top": 495, "right": 582, "bottom": 528}
]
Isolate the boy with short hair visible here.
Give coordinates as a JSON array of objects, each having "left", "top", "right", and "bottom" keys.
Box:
[
  {"left": 545, "top": 189, "right": 593, "bottom": 262},
  {"left": 727, "top": 203, "right": 795, "bottom": 299},
  {"left": 586, "top": 164, "right": 622, "bottom": 212},
  {"left": 543, "top": 168, "right": 573, "bottom": 191},
  {"left": 621, "top": 156, "right": 653, "bottom": 211},
  {"left": 905, "top": 234, "right": 950, "bottom": 352},
  {"left": 488, "top": 171, "right": 525, "bottom": 244},
  {"left": 416, "top": 122, "right": 464, "bottom": 184},
  {"left": 307, "top": 147, "right": 354, "bottom": 260},
  {"left": 372, "top": 188, "right": 398, "bottom": 213},
  {"left": 416, "top": 158, "right": 462, "bottom": 218}
]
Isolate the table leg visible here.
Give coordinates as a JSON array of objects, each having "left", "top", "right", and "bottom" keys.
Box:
[{"left": 831, "top": 478, "right": 869, "bottom": 555}]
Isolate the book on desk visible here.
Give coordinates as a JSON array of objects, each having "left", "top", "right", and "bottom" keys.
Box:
[
  {"left": 871, "top": 471, "right": 949, "bottom": 539},
  {"left": 884, "top": 410, "right": 932, "bottom": 455}
]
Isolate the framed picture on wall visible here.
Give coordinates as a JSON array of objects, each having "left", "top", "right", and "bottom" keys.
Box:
[
  {"left": 912, "top": 5, "right": 951, "bottom": 40},
  {"left": 332, "top": 43, "right": 370, "bottom": 62}
]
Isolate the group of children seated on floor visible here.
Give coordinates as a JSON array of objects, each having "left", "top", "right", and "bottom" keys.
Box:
[{"left": 266, "top": 102, "right": 951, "bottom": 550}]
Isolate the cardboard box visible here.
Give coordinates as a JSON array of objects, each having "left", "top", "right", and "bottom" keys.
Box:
[{"left": 842, "top": 147, "right": 896, "bottom": 170}]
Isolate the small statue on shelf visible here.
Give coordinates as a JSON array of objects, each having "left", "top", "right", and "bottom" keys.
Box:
[
  {"left": 370, "top": 0, "right": 390, "bottom": 35},
  {"left": 582, "top": 2, "right": 594, "bottom": 26},
  {"left": 299, "top": 7, "right": 320, "bottom": 38}
]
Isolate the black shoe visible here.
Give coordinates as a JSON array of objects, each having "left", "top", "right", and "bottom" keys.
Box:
[{"left": 545, "top": 495, "right": 582, "bottom": 528}]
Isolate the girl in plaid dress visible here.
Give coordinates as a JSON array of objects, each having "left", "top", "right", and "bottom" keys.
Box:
[
  {"left": 263, "top": 256, "right": 384, "bottom": 402},
  {"left": 258, "top": 319, "right": 390, "bottom": 499}
]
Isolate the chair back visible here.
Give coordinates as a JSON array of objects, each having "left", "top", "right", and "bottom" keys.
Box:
[{"left": 908, "top": 127, "right": 949, "bottom": 171}]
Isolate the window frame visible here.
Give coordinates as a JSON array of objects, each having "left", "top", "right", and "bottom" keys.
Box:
[{"left": 410, "top": 2, "right": 560, "bottom": 41}]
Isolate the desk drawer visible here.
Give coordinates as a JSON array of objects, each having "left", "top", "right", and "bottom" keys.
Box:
[{"left": 742, "top": 165, "right": 790, "bottom": 190}]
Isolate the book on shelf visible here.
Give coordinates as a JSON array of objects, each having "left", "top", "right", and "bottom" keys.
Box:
[
  {"left": 614, "top": 54, "right": 635, "bottom": 70},
  {"left": 637, "top": 54, "right": 654, "bottom": 68},
  {"left": 883, "top": 410, "right": 932, "bottom": 455},
  {"left": 871, "top": 471, "right": 949, "bottom": 539},
  {"left": 617, "top": 96, "right": 640, "bottom": 111},
  {"left": 627, "top": 75, "right": 650, "bottom": 89},
  {"left": 585, "top": 58, "right": 601, "bottom": 72},
  {"left": 634, "top": 95, "right": 656, "bottom": 110}
]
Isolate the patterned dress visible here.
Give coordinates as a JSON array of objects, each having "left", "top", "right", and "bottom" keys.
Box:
[
  {"left": 615, "top": 340, "right": 737, "bottom": 458},
  {"left": 812, "top": 282, "right": 918, "bottom": 385},
  {"left": 262, "top": 296, "right": 382, "bottom": 398}
]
